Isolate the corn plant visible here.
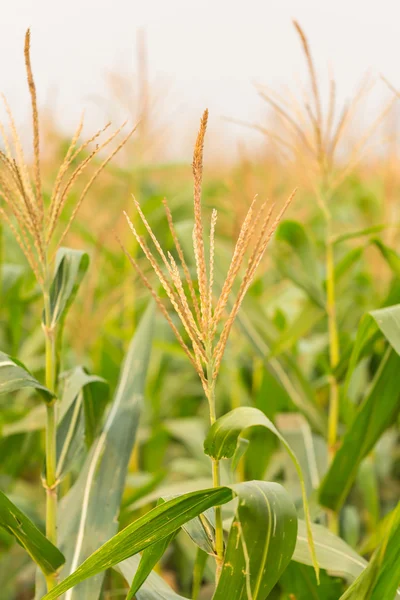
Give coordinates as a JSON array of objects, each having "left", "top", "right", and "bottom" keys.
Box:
[{"left": 1, "top": 25, "right": 400, "bottom": 600}]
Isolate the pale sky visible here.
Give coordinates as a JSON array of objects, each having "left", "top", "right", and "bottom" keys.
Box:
[{"left": 1, "top": 0, "right": 399, "bottom": 160}]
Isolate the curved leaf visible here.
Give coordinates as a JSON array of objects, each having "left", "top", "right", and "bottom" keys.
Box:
[
  {"left": 213, "top": 481, "right": 298, "bottom": 600},
  {"left": 0, "top": 490, "right": 64, "bottom": 576},
  {"left": 0, "top": 351, "right": 53, "bottom": 403},
  {"left": 204, "top": 406, "right": 319, "bottom": 580},
  {"left": 41, "top": 487, "right": 233, "bottom": 599},
  {"left": 293, "top": 519, "right": 367, "bottom": 582}
]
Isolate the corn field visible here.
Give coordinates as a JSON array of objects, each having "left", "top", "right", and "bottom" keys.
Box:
[{"left": 0, "top": 22, "right": 399, "bottom": 600}]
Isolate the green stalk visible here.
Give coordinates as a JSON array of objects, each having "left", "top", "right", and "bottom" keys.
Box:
[
  {"left": 325, "top": 220, "right": 340, "bottom": 535},
  {"left": 326, "top": 231, "right": 340, "bottom": 457},
  {"left": 43, "top": 282, "right": 58, "bottom": 591},
  {"left": 206, "top": 353, "right": 224, "bottom": 580}
]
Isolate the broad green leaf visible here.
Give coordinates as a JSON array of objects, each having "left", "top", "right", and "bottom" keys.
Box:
[
  {"left": 204, "top": 406, "right": 319, "bottom": 580},
  {"left": 0, "top": 490, "right": 64, "bottom": 576},
  {"left": 340, "top": 501, "right": 400, "bottom": 599},
  {"left": 293, "top": 519, "right": 367, "bottom": 581},
  {"left": 213, "top": 481, "right": 298, "bottom": 600},
  {"left": 0, "top": 351, "right": 54, "bottom": 403},
  {"left": 41, "top": 487, "right": 233, "bottom": 599},
  {"left": 320, "top": 347, "right": 400, "bottom": 511},
  {"left": 118, "top": 554, "right": 187, "bottom": 599},
  {"left": 45, "top": 247, "right": 89, "bottom": 328},
  {"left": 38, "top": 305, "right": 154, "bottom": 600}
]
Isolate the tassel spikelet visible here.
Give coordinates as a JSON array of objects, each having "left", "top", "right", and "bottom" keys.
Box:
[
  {"left": 0, "top": 30, "right": 136, "bottom": 286},
  {"left": 122, "top": 109, "right": 296, "bottom": 393}
]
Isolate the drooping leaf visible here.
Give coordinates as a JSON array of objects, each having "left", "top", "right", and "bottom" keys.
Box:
[
  {"left": 293, "top": 519, "right": 367, "bottom": 582},
  {"left": 204, "top": 406, "right": 319, "bottom": 580},
  {"left": 0, "top": 351, "right": 54, "bottom": 403},
  {"left": 41, "top": 487, "right": 234, "bottom": 599},
  {"left": 0, "top": 490, "right": 64, "bottom": 576},
  {"left": 320, "top": 347, "right": 400, "bottom": 511},
  {"left": 275, "top": 413, "right": 326, "bottom": 496},
  {"left": 38, "top": 304, "right": 154, "bottom": 600},
  {"left": 213, "top": 481, "right": 298, "bottom": 600}
]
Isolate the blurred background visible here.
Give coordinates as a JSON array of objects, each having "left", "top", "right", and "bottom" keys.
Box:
[{"left": 1, "top": 0, "right": 399, "bottom": 161}]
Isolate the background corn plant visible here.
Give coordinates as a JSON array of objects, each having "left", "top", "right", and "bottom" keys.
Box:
[{"left": 0, "top": 23, "right": 399, "bottom": 600}]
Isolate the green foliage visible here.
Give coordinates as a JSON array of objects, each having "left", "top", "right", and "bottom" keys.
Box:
[
  {"left": 0, "top": 491, "right": 64, "bottom": 576},
  {"left": 1, "top": 59, "right": 400, "bottom": 600}
]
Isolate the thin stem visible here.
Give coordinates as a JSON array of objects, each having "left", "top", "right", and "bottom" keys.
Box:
[
  {"left": 43, "top": 285, "right": 58, "bottom": 590},
  {"left": 326, "top": 234, "right": 340, "bottom": 456},
  {"left": 325, "top": 221, "right": 340, "bottom": 536},
  {"left": 206, "top": 352, "right": 224, "bottom": 580}
]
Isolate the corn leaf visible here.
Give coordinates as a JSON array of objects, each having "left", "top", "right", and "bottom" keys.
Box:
[
  {"left": 55, "top": 367, "right": 108, "bottom": 480},
  {"left": 293, "top": 519, "right": 367, "bottom": 582},
  {"left": 45, "top": 247, "right": 89, "bottom": 328},
  {"left": 0, "top": 490, "right": 64, "bottom": 576},
  {"left": 0, "top": 351, "right": 54, "bottom": 403},
  {"left": 118, "top": 555, "right": 188, "bottom": 599},
  {"left": 213, "top": 481, "right": 298, "bottom": 600},
  {"left": 125, "top": 531, "right": 177, "bottom": 600},
  {"left": 38, "top": 304, "right": 154, "bottom": 600},
  {"left": 41, "top": 487, "right": 233, "bottom": 599},
  {"left": 204, "top": 406, "right": 319, "bottom": 580}
]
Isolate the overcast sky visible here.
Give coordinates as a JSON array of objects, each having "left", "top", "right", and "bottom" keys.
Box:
[{"left": 1, "top": 0, "right": 399, "bottom": 160}]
